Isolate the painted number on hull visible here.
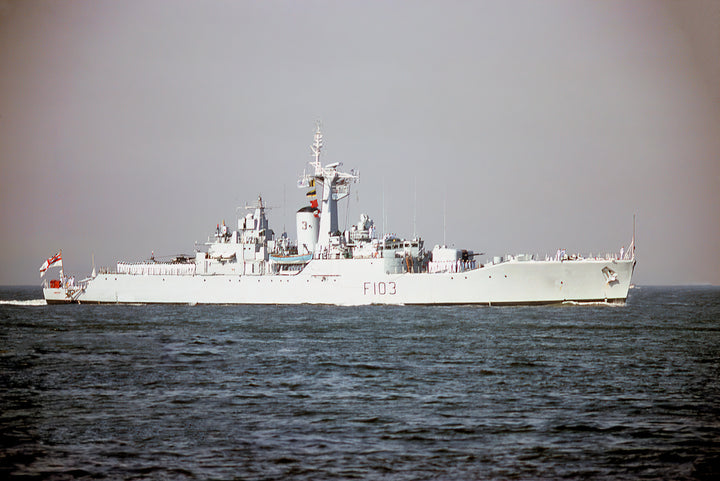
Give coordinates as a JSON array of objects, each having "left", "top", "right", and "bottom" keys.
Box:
[{"left": 363, "top": 281, "right": 396, "bottom": 295}]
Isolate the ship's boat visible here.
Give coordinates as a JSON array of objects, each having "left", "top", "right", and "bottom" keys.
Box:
[{"left": 269, "top": 254, "right": 313, "bottom": 265}]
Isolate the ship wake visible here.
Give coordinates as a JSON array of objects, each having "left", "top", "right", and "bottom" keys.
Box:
[{"left": 0, "top": 299, "right": 48, "bottom": 306}]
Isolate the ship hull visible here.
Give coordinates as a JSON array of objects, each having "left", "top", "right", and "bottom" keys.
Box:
[
  {"left": 70, "top": 258, "right": 634, "bottom": 306},
  {"left": 43, "top": 287, "right": 77, "bottom": 304}
]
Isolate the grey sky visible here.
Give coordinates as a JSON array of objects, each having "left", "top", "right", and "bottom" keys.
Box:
[{"left": 1, "top": 0, "right": 718, "bottom": 286}]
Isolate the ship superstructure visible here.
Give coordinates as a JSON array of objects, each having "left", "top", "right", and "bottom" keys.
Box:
[{"left": 43, "top": 125, "right": 635, "bottom": 305}]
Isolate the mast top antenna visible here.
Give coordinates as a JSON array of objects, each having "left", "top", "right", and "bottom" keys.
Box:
[{"left": 311, "top": 121, "right": 323, "bottom": 174}]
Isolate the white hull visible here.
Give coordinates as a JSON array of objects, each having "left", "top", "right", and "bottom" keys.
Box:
[
  {"left": 43, "top": 287, "right": 72, "bottom": 304},
  {"left": 69, "top": 257, "right": 634, "bottom": 306}
]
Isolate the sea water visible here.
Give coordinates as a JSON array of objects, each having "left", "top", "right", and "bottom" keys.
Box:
[{"left": 1, "top": 286, "right": 719, "bottom": 480}]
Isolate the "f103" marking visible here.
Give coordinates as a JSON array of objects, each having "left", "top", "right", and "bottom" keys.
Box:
[{"left": 363, "top": 281, "right": 397, "bottom": 295}]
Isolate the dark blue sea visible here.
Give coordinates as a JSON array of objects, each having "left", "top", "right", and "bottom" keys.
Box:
[{"left": 1, "top": 286, "right": 719, "bottom": 480}]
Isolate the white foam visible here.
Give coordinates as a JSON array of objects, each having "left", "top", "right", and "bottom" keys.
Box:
[{"left": 0, "top": 299, "right": 47, "bottom": 306}]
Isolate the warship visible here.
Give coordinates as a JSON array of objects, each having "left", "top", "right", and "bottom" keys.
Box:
[{"left": 42, "top": 125, "right": 635, "bottom": 305}]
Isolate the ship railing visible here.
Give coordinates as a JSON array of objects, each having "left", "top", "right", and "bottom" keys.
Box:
[
  {"left": 428, "top": 260, "right": 476, "bottom": 273},
  {"left": 116, "top": 262, "right": 197, "bottom": 276},
  {"left": 540, "top": 250, "right": 630, "bottom": 262}
]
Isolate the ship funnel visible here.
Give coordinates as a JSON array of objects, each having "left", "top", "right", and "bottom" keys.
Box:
[{"left": 296, "top": 207, "right": 319, "bottom": 255}]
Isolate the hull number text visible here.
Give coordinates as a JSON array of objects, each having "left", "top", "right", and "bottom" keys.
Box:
[{"left": 363, "top": 281, "right": 396, "bottom": 295}]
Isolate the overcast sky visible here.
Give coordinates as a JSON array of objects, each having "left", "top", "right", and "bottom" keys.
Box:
[{"left": 1, "top": 0, "right": 719, "bottom": 286}]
